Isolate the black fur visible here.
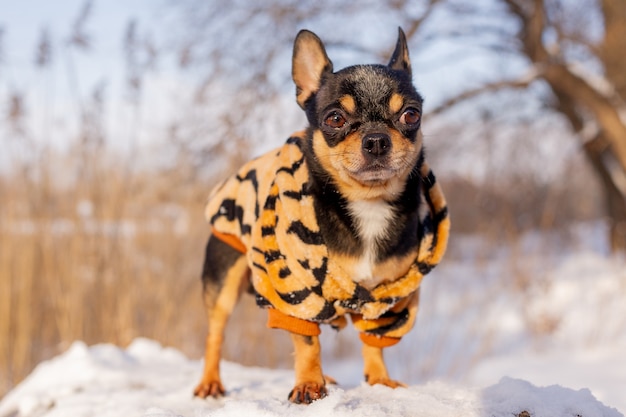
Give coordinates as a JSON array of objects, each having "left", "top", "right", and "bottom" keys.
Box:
[
  {"left": 301, "top": 63, "right": 425, "bottom": 260},
  {"left": 201, "top": 236, "right": 244, "bottom": 290},
  {"left": 306, "top": 168, "right": 362, "bottom": 256}
]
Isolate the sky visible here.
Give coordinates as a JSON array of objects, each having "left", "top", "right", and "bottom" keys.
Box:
[
  {"left": 0, "top": 0, "right": 585, "bottom": 183},
  {"left": 0, "top": 0, "right": 159, "bottom": 70},
  {"left": 0, "top": 0, "right": 511, "bottom": 134},
  {"left": 0, "top": 0, "right": 181, "bottom": 166},
  {"left": 0, "top": 1, "right": 504, "bottom": 158},
  {"left": 0, "top": 0, "right": 475, "bottom": 120}
]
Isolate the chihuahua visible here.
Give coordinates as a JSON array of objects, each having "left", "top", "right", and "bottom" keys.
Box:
[{"left": 194, "top": 28, "right": 449, "bottom": 404}]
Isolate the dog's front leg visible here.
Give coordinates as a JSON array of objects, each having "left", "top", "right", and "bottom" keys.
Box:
[
  {"left": 288, "top": 333, "right": 327, "bottom": 404},
  {"left": 362, "top": 344, "right": 407, "bottom": 388}
]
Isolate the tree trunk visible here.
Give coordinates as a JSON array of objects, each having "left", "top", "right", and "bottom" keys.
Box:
[
  {"left": 505, "top": 0, "right": 626, "bottom": 252},
  {"left": 600, "top": 0, "right": 626, "bottom": 98},
  {"left": 584, "top": 136, "right": 626, "bottom": 251}
]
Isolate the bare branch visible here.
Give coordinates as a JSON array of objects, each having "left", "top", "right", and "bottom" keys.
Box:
[
  {"left": 403, "top": 0, "right": 445, "bottom": 41},
  {"left": 543, "top": 63, "right": 626, "bottom": 172},
  {"left": 360, "top": 0, "right": 448, "bottom": 63},
  {"left": 425, "top": 71, "right": 541, "bottom": 117}
]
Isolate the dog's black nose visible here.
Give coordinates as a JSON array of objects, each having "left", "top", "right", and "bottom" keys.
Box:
[{"left": 362, "top": 134, "right": 391, "bottom": 157}]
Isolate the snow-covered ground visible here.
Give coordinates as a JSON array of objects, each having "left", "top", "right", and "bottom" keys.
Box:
[
  {"left": 0, "top": 339, "right": 621, "bottom": 417},
  {"left": 1, "top": 224, "right": 625, "bottom": 416}
]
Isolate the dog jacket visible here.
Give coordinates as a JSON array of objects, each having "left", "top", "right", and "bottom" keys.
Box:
[{"left": 206, "top": 133, "right": 449, "bottom": 347}]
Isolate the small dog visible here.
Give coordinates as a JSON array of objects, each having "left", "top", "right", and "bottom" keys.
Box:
[{"left": 194, "top": 28, "right": 449, "bottom": 404}]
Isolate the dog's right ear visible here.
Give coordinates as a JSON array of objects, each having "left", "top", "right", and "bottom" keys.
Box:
[
  {"left": 388, "top": 27, "right": 411, "bottom": 78},
  {"left": 292, "top": 30, "right": 333, "bottom": 109}
]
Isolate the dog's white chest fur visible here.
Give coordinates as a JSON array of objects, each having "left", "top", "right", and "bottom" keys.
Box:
[{"left": 348, "top": 200, "right": 395, "bottom": 288}]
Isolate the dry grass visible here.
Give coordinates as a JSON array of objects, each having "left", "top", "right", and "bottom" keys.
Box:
[
  {"left": 0, "top": 147, "right": 202, "bottom": 394},
  {"left": 0, "top": 141, "right": 304, "bottom": 396},
  {"left": 0, "top": 144, "right": 602, "bottom": 396}
]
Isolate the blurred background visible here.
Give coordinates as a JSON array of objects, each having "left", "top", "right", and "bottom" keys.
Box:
[{"left": 1, "top": 0, "right": 625, "bottom": 397}]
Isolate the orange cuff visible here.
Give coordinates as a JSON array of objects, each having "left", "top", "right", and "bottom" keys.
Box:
[
  {"left": 212, "top": 230, "right": 247, "bottom": 254},
  {"left": 267, "top": 308, "right": 321, "bottom": 336},
  {"left": 359, "top": 332, "right": 401, "bottom": 348}
]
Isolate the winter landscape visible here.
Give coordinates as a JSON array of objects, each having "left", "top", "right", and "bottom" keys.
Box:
[
  {"left": 1, "top": 223, "right": 625, "bottom": 416},
  {"left": 2, "top": 1, "right": 626, "bottom": 416},
  {"left": 0, "top": 338, "right": 623, "bottom": 417}
]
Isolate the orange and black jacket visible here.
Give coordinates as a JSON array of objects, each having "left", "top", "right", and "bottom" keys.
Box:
[{"left": 206, "top": 133, "right": 449, "bottom": 347}]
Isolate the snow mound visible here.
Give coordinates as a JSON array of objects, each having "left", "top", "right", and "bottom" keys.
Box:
[{"left": 0, "top": 339, "right": 621, "bottom": 417}]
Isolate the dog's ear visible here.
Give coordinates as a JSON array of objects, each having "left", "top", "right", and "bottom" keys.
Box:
[
  {"left": 388, "top": 27, "right": 411, "bottom": 79},
  {"left": 292, "top": 30, "right": 333, "bottom": 108}
]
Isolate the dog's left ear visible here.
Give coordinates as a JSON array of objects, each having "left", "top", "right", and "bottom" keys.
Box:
[
  {"left": 388, "top": 27, "right": 412, "bottom": 79},
  {"left": 292, "top": 30, "right": 333, "bottom": 109}
]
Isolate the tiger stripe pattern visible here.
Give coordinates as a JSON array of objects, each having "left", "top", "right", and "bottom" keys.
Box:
[{"left": 206, "top": 131, "right": 449, "bottom": 342}]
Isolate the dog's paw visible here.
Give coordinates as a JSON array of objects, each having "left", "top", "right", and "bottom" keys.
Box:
[
  {"left": 193, "top": 379, "right": 226, "bottom": 398},
  {"left": 365, "top": 376, "right": 407, "bottom": 389},
  {"left": 288, "top": 382, "right": 327, "bottom": 404}
]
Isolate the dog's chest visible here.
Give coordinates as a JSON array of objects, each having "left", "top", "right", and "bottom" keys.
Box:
[{"left": 346, "top": 200, "right": 396, "bottom": 288}]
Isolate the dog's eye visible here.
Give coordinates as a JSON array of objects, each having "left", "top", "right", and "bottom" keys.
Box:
[
  {"left": 324, "top": 111, "right": 347, "bottom": 129},
  {"left": 400, "top": 108, "right": 420, "bottom": 126}
]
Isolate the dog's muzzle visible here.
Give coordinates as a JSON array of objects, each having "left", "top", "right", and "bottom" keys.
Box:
[{"left": 362, "top": 133, "right": 391, "bottom": 158}]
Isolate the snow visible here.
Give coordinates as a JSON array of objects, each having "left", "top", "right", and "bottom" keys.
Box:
[
  {"left": 0, "top": 339, "right": 621, "bottom": 417},
  {"left": 471, "top": 346, "right": 626, "bottom": 414},
  {"left": 1, "top": 224, "right": 625, "bottom": 416}
]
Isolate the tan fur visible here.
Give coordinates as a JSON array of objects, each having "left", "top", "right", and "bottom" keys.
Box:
[
  {"left": 362, "top": 344, "right": 407, "bottom": 388},
  {"left": 311, "top": 130, "right": 422, "bottom": 201},
  {"left": 292, "top": 33, "right": 331, "bottom": 108},
  {"left": 194, "top": 256, "right": 250, "bottom": 398},
  {"left": 340, "top": 94, "right": 356, "bottom": 114},
  {"left": 389, "top": 93, "right": 404, "bottom": 114},
  {"left": 288, "top": 334, "right": 327, "bottom": 403}
]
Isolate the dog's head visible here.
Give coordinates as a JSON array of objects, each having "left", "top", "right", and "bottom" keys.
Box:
[{"left": 293, "top": 28, "right": 424, "bottom": 200}]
